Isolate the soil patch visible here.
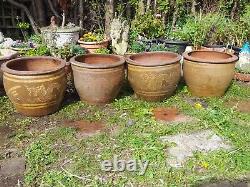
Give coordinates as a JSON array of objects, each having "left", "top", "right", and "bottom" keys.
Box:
[
  {"left": 225, "top": 99, "right": 250, "bottom": 113},
  {"left": 0, "top": 157, "right": 26, "bottom": 187},
  {"left": 64, "top": 120, "right": 106, "bottom": 137},
  {"left": 0, "top": 125, "right": 14, "bottom": 147},
  {"left": 185, "top": 97, "right": 208, "bottom": 108},
  {"left": 153, "top": 107, "right": 194, "bottom": 123}
]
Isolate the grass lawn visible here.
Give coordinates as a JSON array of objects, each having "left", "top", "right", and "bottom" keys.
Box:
[{"left": 0, "top": 80, "right": 249, "bottom": 186}]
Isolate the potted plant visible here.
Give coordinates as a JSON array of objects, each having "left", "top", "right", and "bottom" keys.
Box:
[
  {"left": 172, "top": 12, "right": 249, "bottom": 54},
  {"left": 183, "top": 50, "right": 238, "bottom": 97},
  {"left": 127, "top": 52, "right": 181, "bottom": 101},
  {"left": 0, "top": 49, "right": 18, "bottom": 88},
  {"left": 70, "top": 54, "right": 125, "bottom": 104},
  {"left": 10, "top": 21, "right": 35, "bottom": 52},
  {"left": 1, "top": 56, "right": 67, "bottom": 116},
  {"left": 41, "top": 0, "right": 80, "bottom": 47},
  {"left": 78, "top": 32, "right": 109, "bottom": 53}
]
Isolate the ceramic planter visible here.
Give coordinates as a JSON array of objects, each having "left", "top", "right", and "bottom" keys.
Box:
[
  {"left": 235, "top": 72, "right": 250, "bottom": 82},
  {"left": 183, "top": 50, "right": 238, "bottom": 97},
  {"left": 70, "top": 54, "right": 125, "bottom": 104},
  {"left": 0, "top": 49, "right": 18, "bottom": 88},
  {"left": 78, "top": 40, "right": 109, "bottom": 53},
  {"left": 1, "top": 56, "right": 67, "bottom": 116},
  {"left": 41, "top": 27, "right": 80, "bottom": 47},
  {"left": 127, "top": 52, "right": 181, "bottom": 101}
]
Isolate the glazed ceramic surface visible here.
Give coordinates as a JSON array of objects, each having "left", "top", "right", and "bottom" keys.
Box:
[
  {"left": 127, "top": 52, "right": 181, "bottom": 101},
  {"left": 183, "top": 50, "right": 238, "bottom": 97},
  {"left": 2, "top": 56, "right": 67, "bottom": 116},
  {"left": 71, "top": 54, "right": 125, "bottom": 104}
]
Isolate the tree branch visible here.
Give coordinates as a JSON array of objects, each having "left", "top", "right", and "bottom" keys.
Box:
[
  {"left": 5, "top": 0, "right": 39, "bottom": 34},
  {"left": 47, "top": 0, "right": 62, "bottom": 20}
]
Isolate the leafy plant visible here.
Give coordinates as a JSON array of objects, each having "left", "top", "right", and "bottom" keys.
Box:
[
  {"left": 150, "top": 43, "right": 168, "bottom": 51},
  {"left": 50, "top": 44, "right": 86, "bottom": 60},
  {"left": 23, "top": 44, "right": 50, "bottom": 56},
  {"left": 29, "top": 34, "right": 43, "bottom": 45},
  {"left": 131, "top": 12, "right": 166, "bottom": 39},
  {"left": 95, "top": 47, "right": 110, "bottom": 54},
  {"left": 25, "top": 140, "right": 57, "bottom": 186},
  {"left": 171, "top": 12, "right": 249, "bottom": 47},
  {"left": 79, "top": 32, "right": 105, "bottom": 42},
  {"left": 17, "top": 22, "right": 30, "bottom": 30},
  {"left": 16, "top": 18, "right": 30, "bottom": 42},
  {"left": 128, "top": 41, "right": 146, "bottom": 53}
]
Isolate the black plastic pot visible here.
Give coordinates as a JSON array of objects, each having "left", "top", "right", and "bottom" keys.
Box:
[
  {"left": 159, "top": 39, "right": 189, "bottom": 54},
  {"left": 138, "top": 39, "right": 189, "bottom": 54}
]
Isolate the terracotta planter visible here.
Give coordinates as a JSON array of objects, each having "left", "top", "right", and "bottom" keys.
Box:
[
  {"left": 70, "top": 54, "right": 125, "bottom": 104},
  {"left": 78, "top": 40, "right": 109, "bottom": 53},
  {"left": 1, "top": 56, "right": 67, "bottom": 116},
  {"left": 0, "top": 49, "right": 18, "bottom": 88},
  {"left": 235, "top": 72, "right": 250, "bottom": 82},
  {"left": 127, "top": 52, "right": 181, "bottom": 101},
  {"left": 199, "top": 45, "right": 235, "bottom": 55},
  {"left": 183, "top": 50, "right": 238, "bottom": 97}
]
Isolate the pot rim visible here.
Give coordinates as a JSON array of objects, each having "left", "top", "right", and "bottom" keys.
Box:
[
  {"left": 70, "top": 54, "right": 125, "bottom": 69},
  {"left": 78, "top": 39, "right": 110, "bottom": 45},
  {"left": 1, "top": 56, "right": 66, "bottom": 76},
  {"left": 41, "top": 26, "right": 81, "bottom": 33},
  {"left": 126, "top": 51, "right": 182, "bottom": 67},
  {"left": 183, "top": 50, "right": 238, "bottom": 64},
  {"left": 158, "top": 39, "right": 190, "bottom": 45}
]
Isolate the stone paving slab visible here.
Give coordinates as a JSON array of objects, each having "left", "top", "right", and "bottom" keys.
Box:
[{"left": 160, "top": 130, "right": 232, "bottom": 167}]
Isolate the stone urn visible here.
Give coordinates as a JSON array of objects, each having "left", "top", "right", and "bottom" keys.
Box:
[
  {"left": 1, "top": 56, "right": 67, "bottom": 116},
  {"left": 70, "top": 54, "right": 125, "bottom": 104},
  {"left": 0, "top": 49, "right": 18, "bottom": 88},
  {"left": 127, "top": 52, "right": 181, "bottom": 101},
  {"left": 183, "top": 50, "right": 238, "bottom": 97},
  {"left": 41, "top": 27, "right": 81, "bottom": 47}
]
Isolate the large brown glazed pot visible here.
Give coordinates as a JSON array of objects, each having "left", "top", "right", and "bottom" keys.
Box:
[
  {"left": 183, "top": 50, "right": 238, "bottom": 97},
  {"left": 70, "top": 54, "right": 125, "bottom": 104},
  {"left": 1, "top": 56, "right": 67, "bottom": 116},
  {"left": 0, "top": 49, "right": 18, "bottom": 88},
  {"left": 127, "top": 52, "right": 181, "bottom": 101}
]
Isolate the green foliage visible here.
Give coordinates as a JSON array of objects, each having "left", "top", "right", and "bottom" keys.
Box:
[
  {"left": 131, "top": 12, "right": 166, "bottom": 39},
  {"left": 41, "top": 171, "right": 81, "bottom": 187},
  {"left": 171, "top": 13, "right": 249, "bottom": 47},
  {"left": 25, "top": 140, "right": 57, "bottom": 186},
  {"left": 150, "top": 43, "right": 168, "bottom": 51},
  {"left": 17, "top": 22, "right": 30, "bottom": 30},
  {"left": 240, "top": 5, "right": 250, "bottom": 40},
  {"left": 24, "top": 44, "right": 50, "bottom": 56},
  {"left": 29, "top": 34, "right": 43, "bottom": 44},
  {"left": 128, "top": 41, "right": 146, "bottom": 53},
  {"left": 236, "top": 63, "right": 250, "bottom": 74},
  {"left": 94, "top": 47, "right": 110, "bottom": 54},
  {"left": 50, "top": 44, "right": 86, "bottom": 60},
  {"left": 79, "top": 32, "right": 105, "bottom": 42},
  {"left": 157, "top": 0, "right": 170, "bottom": 13}
]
